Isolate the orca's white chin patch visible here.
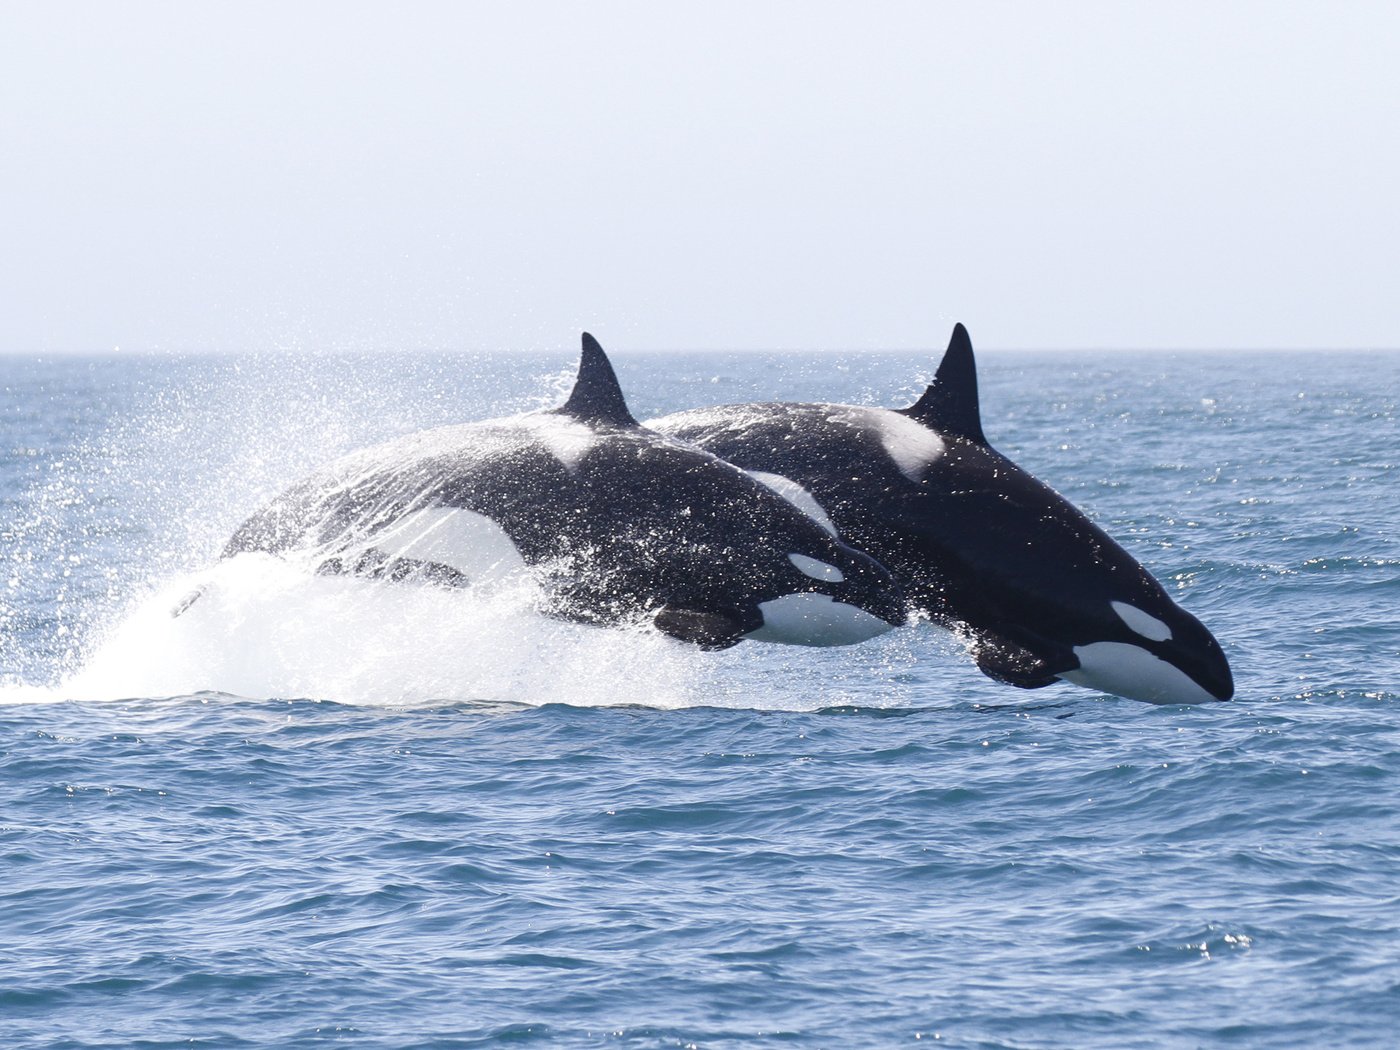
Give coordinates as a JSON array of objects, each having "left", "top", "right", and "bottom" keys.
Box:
[
  {"left": 1059, "top": 641, "right": 1216, "bottom": 704},
  {"left": 744, "top": 593, "right": 892, "bottom": 648}
]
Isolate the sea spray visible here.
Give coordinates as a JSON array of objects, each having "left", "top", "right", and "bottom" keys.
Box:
[
  {"left": 0, "top": 352, "right": 573, "bottom": 686},
  {"left": 48, "top": 552, "right": 951, "bottom": 709},
  {"left": 3, "top": 351, "right": 964, "bottom": 708}
]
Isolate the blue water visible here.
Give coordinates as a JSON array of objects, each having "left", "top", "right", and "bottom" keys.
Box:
[{"left": 2, "top": 349, "right": 1398, "bottom": 1048}]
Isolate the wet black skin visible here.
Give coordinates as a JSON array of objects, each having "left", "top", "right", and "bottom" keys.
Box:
[
  {"left": 222, "top": 335, "right": 905, "bottom": 649},
  {"left": 650, "top": 325, "right": 1234, "bottom": 699}
]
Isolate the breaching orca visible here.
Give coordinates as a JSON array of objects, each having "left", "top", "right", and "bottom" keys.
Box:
[
  {"left": 650, "top": 325, "right": 1234, "bottom": 702},
  {"left": 218, "top": 334, "right": 905, "bottom": 650}
]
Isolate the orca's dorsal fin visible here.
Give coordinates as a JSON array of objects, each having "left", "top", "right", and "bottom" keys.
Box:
[
  {"left": 557, "top": 332, "right": 637, "bottom": 427},
  {"left": 899, "top": 322, "right": 986, "bottom": 444}
]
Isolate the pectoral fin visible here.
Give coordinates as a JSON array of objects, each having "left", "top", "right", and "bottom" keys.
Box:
[
  {"left": 317, "top": 547, "right": 471, "bottom": 589},
  {"left": 972, "top": 632, "right": 1072, "bottom": 689},
  {"left": 653, "top": 607, "right": 747, "bottom": 651},
  {"left": 170, "top": 586, "right": 206, "bottom": 618}
]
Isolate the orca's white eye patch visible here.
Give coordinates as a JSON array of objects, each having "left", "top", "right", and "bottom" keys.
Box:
[
  {"left": 788, "top": 553, "right": 844, "bottom": 582},
  {"left": 1111, "top": 601, "right": 1173, "bottom": 642}
]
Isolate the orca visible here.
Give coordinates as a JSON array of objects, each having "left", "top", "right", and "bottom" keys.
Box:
[
  {"left": 217, "top": 333, "right": 906, "bottom": 650},
  {"left": 649, "top": 324, "right": 1234, "bottom": 702}
]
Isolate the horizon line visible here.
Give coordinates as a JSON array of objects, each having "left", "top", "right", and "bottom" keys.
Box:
[{"left": 1, "top": 344, "right": 1398, "bottom": 357}]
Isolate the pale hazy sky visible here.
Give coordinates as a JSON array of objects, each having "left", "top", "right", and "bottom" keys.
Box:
[{"left": 2, "top": 1, "right": 1397, "bottom": 352}]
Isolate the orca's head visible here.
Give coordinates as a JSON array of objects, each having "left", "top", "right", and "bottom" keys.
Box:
[
  {"left": 966, "top": 569, "right": 1235, "bottom": 703},
  {"left": 652, "top": 480, "right": 908, "bottom": 650},
  {"left": 898, "top": 324, "right": 1234, "bottom": 704},
  {"left": 1054, "top": 597, "right": 1234, "bottom": 703},
  {"left": 740, "top": 540, "right": 907, "bottom": 648},
  {"left": 555, "top": 332, "right": 906, "bottom": 652},
  {"left": 910, "top": 435, "right": 1237, "bottom": 704},
  {"left": 920, "top": 458, "right": 1235, "bottom": 703}
]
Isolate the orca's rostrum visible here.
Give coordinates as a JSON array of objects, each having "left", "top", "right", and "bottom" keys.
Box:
[
  {"left": 219, "top": 334, "right": 905, "bottom": 650},
  {"left": 651, "top": 325, "right": 1234, "bottom": 703}
]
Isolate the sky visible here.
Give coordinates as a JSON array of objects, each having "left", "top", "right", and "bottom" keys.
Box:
[{"left": 1, "top": 1, "right": 1397, "bottom": 353}]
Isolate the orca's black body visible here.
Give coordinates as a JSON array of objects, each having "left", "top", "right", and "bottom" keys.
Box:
[
  {"left": 651, "top": 325, "right": 1234, "bottom": 702},
  {"left": 223, "top": 334, "right": 904, "bottom": 650}
]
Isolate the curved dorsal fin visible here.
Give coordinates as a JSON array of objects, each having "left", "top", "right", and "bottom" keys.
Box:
[
  {"left": 557, "top": 332, "right": 637, "bottom": 427},
  {"left": 899, "top": 322, "right": 986, "bottom": 444}
]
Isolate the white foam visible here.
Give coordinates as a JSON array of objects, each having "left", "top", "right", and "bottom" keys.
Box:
[
  {"left": 55, "top": 554, "right": 702, "bottom": 708},
  {"left": 11, "top": 554, "right": 940, "bottom": 711}
]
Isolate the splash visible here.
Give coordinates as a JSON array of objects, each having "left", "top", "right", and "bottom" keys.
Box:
[
  {"left": 47, "top": 554, "right": 684, "bottom": 707},
  {"left": 1, "top": 552, "right": 955, "bottom": 711},
  {"left": 0, "top": 351, "right": 965, "bottom": 711},
  {"left": 0, "top": 352, "right": 565, "bottom": 688}
]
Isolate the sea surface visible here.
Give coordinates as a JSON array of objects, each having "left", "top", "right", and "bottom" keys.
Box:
[{"left": 1, "top": 347, "right": 1397, "bottom": 1049}]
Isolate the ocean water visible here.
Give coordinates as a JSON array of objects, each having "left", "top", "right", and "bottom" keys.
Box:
[{"left": 1, "top": 347, "right": 1397, "bottom": 1048}]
